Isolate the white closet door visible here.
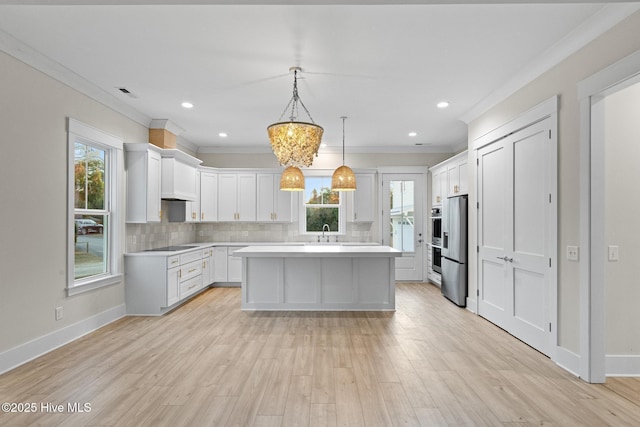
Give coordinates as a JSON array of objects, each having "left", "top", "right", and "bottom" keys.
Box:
[{"left": 478, "top": 118, "right": 553, "bottom": 356}]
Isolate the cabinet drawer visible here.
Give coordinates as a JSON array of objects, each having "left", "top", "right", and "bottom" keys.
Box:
[
  {"left": 180, "top": 249, "right": 202, "bottom": 264},
  {"left": 180, "top": 275, "right": 202, "bottom": 299},
  {"left": 167, "top": 255, "right": 180, "bottom": 268},
  {"left": 180, "top": 260, "right": 202, "bottom": 281}
]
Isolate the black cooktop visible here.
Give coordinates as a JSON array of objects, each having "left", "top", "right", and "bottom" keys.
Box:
[{"left": 144, "top": 245, "right": 199, "bottom": 252}]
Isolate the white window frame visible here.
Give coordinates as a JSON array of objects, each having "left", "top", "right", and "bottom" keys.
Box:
[
  {"left": 67, "top": 118, "right": 123, "bottom": 295},
  {"left": 299, "top": 170, "right": 346, "bottom": 236}
]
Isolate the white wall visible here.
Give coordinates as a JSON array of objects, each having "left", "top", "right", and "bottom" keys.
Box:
[
  {"left": 0, "top": 50, "right": 148, "bottom": 356},
  {"left": 604, "top": 81, "right": 640, "bottom": 355},
  {"left": 467, "top": 11, "right": 640, "bottom": 354}
]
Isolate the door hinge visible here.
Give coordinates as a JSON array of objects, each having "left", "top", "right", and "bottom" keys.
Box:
[
  {"left": 477, "top": 202, "right": 479, "bottom": 209},
  {"left": 477, "top": 289, "right": 479, "bottom": 297},
  {"left": 549, "top": 258, "right": 552, "bottom": 267},
  {"left": 549, "top": 129, "right": 551, "bottom": 139},
  {"left": 549, "top": 322, "right": 552, "bottom": 332},
  {"left": 477, "top": 158, "right": 479, "bottom": 165},
  {"left": 549, "top": 193, "right": 551, "bottom": 203},
  {"left": 477, "top": 245, "right": 479, "bottom": 253}
]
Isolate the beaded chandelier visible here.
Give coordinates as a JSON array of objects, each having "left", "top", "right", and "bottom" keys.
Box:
[{"left": 267, "top": 67, "right": 324, "bottom": 168}]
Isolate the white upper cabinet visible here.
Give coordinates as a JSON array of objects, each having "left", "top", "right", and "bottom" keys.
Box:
[
  {"left": 218, "top": 173, "right": 257, "bottom": 221},
  {"left": 200, "top": 169, "right": 218, "bottom": 222},
  {"left": 431, "top": 166, "right": 447, "bottom": 206},
  {"left": 447, "top": 154, "right": 468, "bottom": 197},
  {"left": 257, "top": 173, "right": 292, "bottom": 222},
  {"left": 185, "top": 169, "right": 201, "bottom": 222},
  {"left": 125, "top": 143, "right": 162, "bottom": 223},
  {"left": 431, "top": 151, "right": 468, "bottom": 205},
  {"left": 351, "top": 173, "right": 376, "bottom": 222},
  {"left": 160, "top": 149, "right": 202, "bottom": 201}
]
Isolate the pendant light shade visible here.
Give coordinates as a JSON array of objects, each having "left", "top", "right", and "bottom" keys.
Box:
[
  {"left": 280, "top": 165, "right": 305, "bottom": 191},
  {"left": 331, "top": 116, "right": 356, "bottom": 191},
  {"left": 268, "top": 67, "right": 323, "bottom": 167}
]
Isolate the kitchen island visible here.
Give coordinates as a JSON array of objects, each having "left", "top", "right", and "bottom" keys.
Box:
[{"left": 233, "top": 245, "right": 401, "bottom": 311}]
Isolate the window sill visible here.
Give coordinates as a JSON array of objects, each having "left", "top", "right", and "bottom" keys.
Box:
[{"left": 67, "top": 273, "right": 123, "bottom": 296}]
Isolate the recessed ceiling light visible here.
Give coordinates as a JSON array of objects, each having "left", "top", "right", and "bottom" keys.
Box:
[
  {"left": 321, "top": 143, "right": 327, "bottom": 148},
  {"left": 218, "top": 132, "right": 228, "bottom": 138},
  {"left": 437, "top": 101, "right": 449, "bottom": 109},
  {"left": 408, "top": 132, "right": 417, "bottom": 137},
  {"left": 181, "top": 101, "right": 194, "bottom": 109}
]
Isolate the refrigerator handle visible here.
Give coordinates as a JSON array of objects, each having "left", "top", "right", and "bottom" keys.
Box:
[{"left": 443, "top": 231, "right": 449, "bottom": 249}]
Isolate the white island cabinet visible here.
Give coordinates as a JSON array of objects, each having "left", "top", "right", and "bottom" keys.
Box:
[{"left": 234, "top": 245, "right": 401, "bottom": 311}]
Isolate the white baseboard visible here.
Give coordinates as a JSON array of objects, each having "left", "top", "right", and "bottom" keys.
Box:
[
  {"left": 555, "top": 346, "right": 581, "bottom": 377},
  {"left": 0, "top": 304, "right": 126, "bottom": 375},
  {"left": 606, "top": 355, "right": 640, "bottom": 377},
  {"left": 465, "top": 297, "right": 477, "bottom": 314}
]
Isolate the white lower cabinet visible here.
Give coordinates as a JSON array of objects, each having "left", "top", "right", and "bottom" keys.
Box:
[
  {"left": 202, "top": 247, "right": 214, "bottom": 286},
  {"left": 212, "top": 246, "right": 245, "bottom": 285},
  {"left": 125, "top": 246, "right": 214, "bottom": 315}
]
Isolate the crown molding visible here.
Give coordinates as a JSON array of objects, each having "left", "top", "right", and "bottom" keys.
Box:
[
  {"left": 197, "top": 143, "right": 458, "bottom": 155},
  {"left": 459, "top": 3, "right": 640, "bottom": 125},
  {"left": 0, "top": 28, "right": 153, "bottom": 128}
]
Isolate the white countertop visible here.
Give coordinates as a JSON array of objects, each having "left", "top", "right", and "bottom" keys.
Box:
[
  {"left": 125, "top": 242, "right": 381, "bottom": 256},
  {"left": 234, "top": 245, "right": 401, "bottom": 258}
]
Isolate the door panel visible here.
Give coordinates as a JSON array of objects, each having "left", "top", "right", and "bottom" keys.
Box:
[
  {"left": 381, "top": 174, "right": 424, "bottom": 281},
  {"left": 477, "top": 118, "right": 553, "bottom": 357},
  {"left": 514, "top": 131, "right": 546, "bottom": 256},
  {"left": 480, "top": 259, "right": 507, "bottom": 324}
]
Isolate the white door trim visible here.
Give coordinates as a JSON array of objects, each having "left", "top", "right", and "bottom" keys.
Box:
[
  {"left": 472, "top": 95, "right": 558, "bottom": 362},
  {"left": 577, "top": 48, "right": 640, "bottom": 383}
]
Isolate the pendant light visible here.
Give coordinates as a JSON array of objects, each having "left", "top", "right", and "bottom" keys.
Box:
[
  {"left": 267, "top": 67, "right": 324, "bottom": 167},
  {"left": 280, "top": 165, "right": 305, "bottom": 191},
  {"left": 331, "top": 116, "right": 357, "bottom": 191}
]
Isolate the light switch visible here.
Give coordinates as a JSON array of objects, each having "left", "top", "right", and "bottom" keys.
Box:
[
  {"left": 567, "top": 246, "right": 579, "bottom": 261},
  {"left": 608, "top": 245, "right": 619, "bottom": 261}
]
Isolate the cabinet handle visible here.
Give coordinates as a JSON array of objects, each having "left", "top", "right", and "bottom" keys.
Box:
[
  {"left": 188, "top": 268, "right": 197, "bottom": 273},
  {"left": 159, "top": 210, "right": 162, "bottom": 219},
  {"left": 201, "top": 212, "right": 204, "bottom": 220},
  {"left": 436, "top": 196, "right": 441, "bottom": 203},
  {"left": 179, "top": 270, "right": 182, "bottom": 278}
]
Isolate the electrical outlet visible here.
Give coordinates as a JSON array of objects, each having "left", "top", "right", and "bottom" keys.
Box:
[
  {"left": 566, "top": 246, "right": 579, "bottom": 261},
  {"left": 132, "top": 235, "right": 136, "bottom": 244},
  {"left": 608, "top": 245, "right": 619, "bottom": 261},
  {"left": 199, "top": 230, "right": 204, "bottom": 237},
  {"left": 55, "top": 306, "right": 63, "bottom": 321},
  {"left": 242, "top": 231, "right": 249, "bottom": 237}
]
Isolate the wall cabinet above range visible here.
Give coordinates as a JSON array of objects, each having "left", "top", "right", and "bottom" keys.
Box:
[{"left": 160, "top": 149, "right": 202, "bottom": 201}]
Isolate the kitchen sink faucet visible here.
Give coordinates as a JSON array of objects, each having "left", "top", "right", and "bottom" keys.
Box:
[{"left": 322, "top": 223, "right": 330, "bottom": 242}]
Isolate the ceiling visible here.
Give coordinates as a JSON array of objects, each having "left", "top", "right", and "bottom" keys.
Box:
[{"left": 0, "top": 2, "right": 638, "bottom": 154}]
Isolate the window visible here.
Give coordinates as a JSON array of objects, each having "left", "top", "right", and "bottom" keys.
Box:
[
  {"left": 301, "top": 176, "right": 344, "bottom": 235},
  {"left": 68, "top": 118, "right": 122, "bottom": 294}
]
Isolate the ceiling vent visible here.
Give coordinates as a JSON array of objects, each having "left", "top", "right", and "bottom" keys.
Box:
[{"left": 116, "top": 87, "right": 138, "bottom": 99}]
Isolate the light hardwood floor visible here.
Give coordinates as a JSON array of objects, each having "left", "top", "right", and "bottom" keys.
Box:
[{"left": 1, "top": 283, "right": 639, "bottom": 426}]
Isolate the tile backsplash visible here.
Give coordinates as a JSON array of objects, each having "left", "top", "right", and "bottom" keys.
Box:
[{"left": 126, "top": 202, "right": 377, "bottom": 253}]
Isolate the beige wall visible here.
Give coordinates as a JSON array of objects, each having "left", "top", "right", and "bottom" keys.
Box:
[
  {"left": 467, "top": 11, "right": 640, "bottom": 353},
  {"left": 0, "top": 50, "right": 148, "bottom": 353},
  {"left": 605, "top": 81, "right": 640, "bottom": 355}
]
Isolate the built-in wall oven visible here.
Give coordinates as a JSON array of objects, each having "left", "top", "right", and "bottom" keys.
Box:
[
  {"left": 431, "top": 207, "right": 442, "bottom": 246},
  {"left": 431, "top": 207, "right": 442, "bottom": 274}
]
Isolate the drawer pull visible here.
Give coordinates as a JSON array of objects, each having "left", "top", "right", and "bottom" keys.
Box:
[{"left": 188, "top": 268, "right": 197, "bottom": 273}]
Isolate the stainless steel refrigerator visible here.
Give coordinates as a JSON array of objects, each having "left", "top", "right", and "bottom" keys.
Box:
[{"left": 441, "top": 195, "right": 468, "bottom": 307}]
